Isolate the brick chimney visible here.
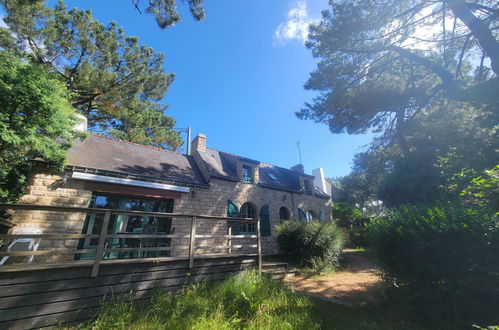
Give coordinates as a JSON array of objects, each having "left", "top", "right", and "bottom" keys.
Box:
[
  {"left": 192, "top": 133, "right": 206, "bottom": 151},
  {"left": 290, "top": 164, "right": 304, "bottom": 173}
]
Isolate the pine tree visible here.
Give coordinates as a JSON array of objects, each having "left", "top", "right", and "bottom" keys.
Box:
[{"left": 1, "top": 0, "right": 183, "bottom": 150}]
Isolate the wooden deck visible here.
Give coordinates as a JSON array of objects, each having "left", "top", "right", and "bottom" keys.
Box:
[
  {"left": 0, "top": 255, "right": 257, "bottom": 329},
  {"left": 0, "top": 203, "right": 262, "bottom": 329}
]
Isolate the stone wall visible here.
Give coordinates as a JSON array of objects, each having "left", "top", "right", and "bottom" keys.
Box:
[
  {"left": 174, "top": 177, "right": 332, "bottom": 254},
  {"left": 11, "top": 168, "right": 92, "bottom": 262},
  {"left": 10, "top": 170, "right": 331, "bottom": 260}
]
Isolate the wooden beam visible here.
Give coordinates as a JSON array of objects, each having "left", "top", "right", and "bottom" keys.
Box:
[
  {"left": 0, "top": 203, "right": 258, "bottom": 222},
  {"left": 227, "top": 226, "right": 232, "bottom": 255},
  {"left": 188, "top": 216, "right": 197, "bottom": 269},
  {"left": 91, "top": 210, "right": 111, "bottom": 277},
  {"left": 256, "top": 219, "right": 262, "bottom": 273}
]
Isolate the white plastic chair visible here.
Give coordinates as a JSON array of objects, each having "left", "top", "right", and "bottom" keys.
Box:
[{"left": 0, "top": 227, "right": 42, "bottom": 265}]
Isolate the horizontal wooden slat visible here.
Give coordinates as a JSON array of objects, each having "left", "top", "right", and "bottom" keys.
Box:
[
  {"left": 0, "top": 271, "right": 237, "bottom": 329},
  {"left": 0, "top": 203, "right": 258, "bottom": 222},
  {"left": 103, "top": 247, "right": 171, "bottom": 253},
  {"left": 0, "top": 263, "right": 254, "bottom": 310},
  {"left": 0, "top": 249, "right": 94, "bottom": 257},
  {"left": 196, "top": 245, "right": 257, "bottom": 250},
  {"left": 195, "top": 234, "right": 257, "bottom": 239},
  {"left": 0, "top": 256, "right": 257, "bottom": 297},
  {"left": 0, "top": 254, "right": 257, "bottom": 274},
  {"left": 104, "top": 234, "right": 181, "bottom": 239},
  {"left": 0, "top": 258, "right": 256, "bottom": 329},
  {"left": 0, "top": 234, "right": 99, "bottom": 239}
]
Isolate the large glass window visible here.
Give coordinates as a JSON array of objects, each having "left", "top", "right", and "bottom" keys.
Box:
[
  {"left": 260, "top": 205, "right": 271, "bottom": 236},
  {"left": 78, "top": 194, "right": 174, "bottom": 259}
]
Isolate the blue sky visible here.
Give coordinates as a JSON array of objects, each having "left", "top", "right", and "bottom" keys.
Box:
[{"left": 14, "top": 1, "right": 375, "bottom": 178}]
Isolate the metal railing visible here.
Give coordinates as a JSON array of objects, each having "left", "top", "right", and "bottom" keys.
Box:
[{"left": 0, "top": 203, "right": 262, "bottom": 276}]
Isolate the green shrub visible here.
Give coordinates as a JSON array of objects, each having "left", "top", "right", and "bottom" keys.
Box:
[
  {"left": 348, "top": 227, "right": 369, "bottom": 248},
  {"left": 76, "top": 271, "right": 319, "bottom": 329},
  {"left": 367, "top": 204, "right": 499, "bottom": 322},
  {"left": 332, "top": 202, "right": 363, "bottom": 227},
  {"left": 275, "top": 220, "right": 344, "bottom": 270}
]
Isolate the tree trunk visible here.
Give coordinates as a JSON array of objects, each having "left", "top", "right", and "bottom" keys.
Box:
[
  {"left": 395, "top": 111, "right": 411, "bottom": 157},
  {"left": 446, "top": 0, "right": 499, "bottom": 75}
]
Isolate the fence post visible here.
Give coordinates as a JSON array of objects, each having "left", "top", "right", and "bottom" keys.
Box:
[
  {"left": 227, "top": 225, "right": 232, "bottom": 255},
  {"left": 256, "top": 219, "right": 262, "bottom": 273},
  {"left": 188, "top": 216, "right": 197, "bottom": 268},
  {"left": 91, "top": 210, "right": 111, "bottom": 277}
]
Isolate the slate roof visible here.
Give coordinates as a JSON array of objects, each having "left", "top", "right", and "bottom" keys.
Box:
[
  {"left": 66, "top": 134, "right": 208, "bottom": 187},
  {"left": 65, "top": 134, "right": 329, "bottom": 198},
  {"left": 198, "top": 148, "right": 329, "bottom": 197}
]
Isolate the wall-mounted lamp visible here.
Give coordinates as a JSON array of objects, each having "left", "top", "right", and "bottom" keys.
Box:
[
  {"left": 282, "top": 195, "right": 286, "bottom": 201},
  {"left": 191, "top": 190, "right": 197, "bottom": 198}
]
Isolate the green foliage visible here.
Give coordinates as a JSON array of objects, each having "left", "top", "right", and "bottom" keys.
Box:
[
  {"left": 461, "top": 165, "right": 499, "bottom": 208},
  {"left": 367, "top": 204, "right": 499, "bottom": 321},
  {"left": 298, "top": 0, "right": 499, "bottom": 144},
  {"left": 275, "top": 220, "right": 344, "bottom": 270},
  {"left": 140, "top": 0, "right": 205, "bottom": 28},
  {"left": 348, "top": 227, "right": 370, "bottom": 249},
  {"left": 1, "top": 0, "right": 182, "bottom": 150},
  {"left": 0, "top": 51, "right": 79, "bottom": 202},
  {"left": 332, "top": 202, "right": 362, "bottom": 227},
  {"left": 78, "top": 271, "right": 318, "bottom": 329},
  {"left": 337, "top": 103, "right": 498, "bottom": 208}
]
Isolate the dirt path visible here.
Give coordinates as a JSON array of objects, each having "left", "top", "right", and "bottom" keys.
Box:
[{"left": 285, "top": 249, "right": 384, "bottom": 306}]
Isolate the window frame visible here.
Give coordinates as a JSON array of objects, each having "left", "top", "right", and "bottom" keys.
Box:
[
  {"left": 241, "top": 165, "right": 254, "bottom": 184},
  {"left": 279, "top": 207, "right": 290, "bottom": 222}
]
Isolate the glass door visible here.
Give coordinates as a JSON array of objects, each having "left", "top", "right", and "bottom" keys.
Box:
[{"left": 77, "top": 194, "right": 174, "bottom": 259}]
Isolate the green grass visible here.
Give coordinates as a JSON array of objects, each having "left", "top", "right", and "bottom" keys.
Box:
[
  {"left": 69, "top": 270, "right": 479, "bottom": 330},
  {"left": 72, "top": 271, "right": 318, "bottom": 329}
]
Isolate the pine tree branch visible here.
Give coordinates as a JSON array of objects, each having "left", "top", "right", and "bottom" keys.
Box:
[{"left": 446, "top": 0, "right": 499, "bottom": 74}]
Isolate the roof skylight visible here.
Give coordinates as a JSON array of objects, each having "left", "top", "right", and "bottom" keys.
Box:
[{"left": 267, "top": 173, "right": 279, "bottom": 181}]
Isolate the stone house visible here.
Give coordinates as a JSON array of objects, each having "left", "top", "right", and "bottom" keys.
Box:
[{"left": 6, "top": 130, "right": 332, "bottom": 258}]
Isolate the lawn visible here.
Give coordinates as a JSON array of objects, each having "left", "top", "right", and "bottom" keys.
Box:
[{"left": 68, "top": 270, "right": 466, "bottom": 330}]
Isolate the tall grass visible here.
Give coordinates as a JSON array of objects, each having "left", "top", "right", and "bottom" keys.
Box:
[{"left": 75, "top": 271, "right": 319, "bottom": 329}]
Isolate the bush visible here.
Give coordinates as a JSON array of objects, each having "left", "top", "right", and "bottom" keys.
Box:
[
  {"left": 332, "top": 202, "right": 363, "bottom": 227},
  {"left": 275, "top": 220, "right": 344, "bottom": 270},
  {"left": 348, "top": 227, "right": 369, "bottom": 249},
  {"left": 367, "top": 204, "right": 499, "bottom": 322},
  {"left": 77, "top": 271, "right": 319, "bottom": 329}
]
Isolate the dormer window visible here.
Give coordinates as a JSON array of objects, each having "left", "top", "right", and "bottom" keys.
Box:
[
  {"left": 242, "top": 165, "right": 253, "bottom": 184},
  {"left": 304, "top": 179, "right": 312, "bottom": 195}
]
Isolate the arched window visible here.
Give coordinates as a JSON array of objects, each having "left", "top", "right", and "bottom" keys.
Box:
[
  {"left": 306, "top": 210, "right": 316, "bottom": 221},
  {"left": 227, "top": 200, "right": 240, "bottom": 218},
  {"left": 298, "top": 208, "right": 307, "bottom": 221},
  {"left": 260, "top": 205, "right": 271, "bottom": 236},
  {"left": 227, "top": 200, "right": 241, "bottom": 234},
  {"left": 279, "top": 207, "right": 290, "bottom": 222},
  {"left": 240, "top": 202, "right": 257, "bottom": 233}
]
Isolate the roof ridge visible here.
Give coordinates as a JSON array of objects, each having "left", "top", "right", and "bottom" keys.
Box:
[{"left": 88, "top": 132, "right": 184, "bottom": 156}]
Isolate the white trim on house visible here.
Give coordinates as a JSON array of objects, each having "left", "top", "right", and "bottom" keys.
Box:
[{"left": 71, "top": 172, "right": 190, "bottom": 193}]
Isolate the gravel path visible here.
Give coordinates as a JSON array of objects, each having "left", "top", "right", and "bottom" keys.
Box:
[{"left": 285, "top": 249, "right": 384, "bottom": 305}]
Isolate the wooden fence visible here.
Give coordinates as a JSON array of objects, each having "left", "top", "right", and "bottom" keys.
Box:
[{"left": 0, "top": 203, "right": 261, "bottom": 329}]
